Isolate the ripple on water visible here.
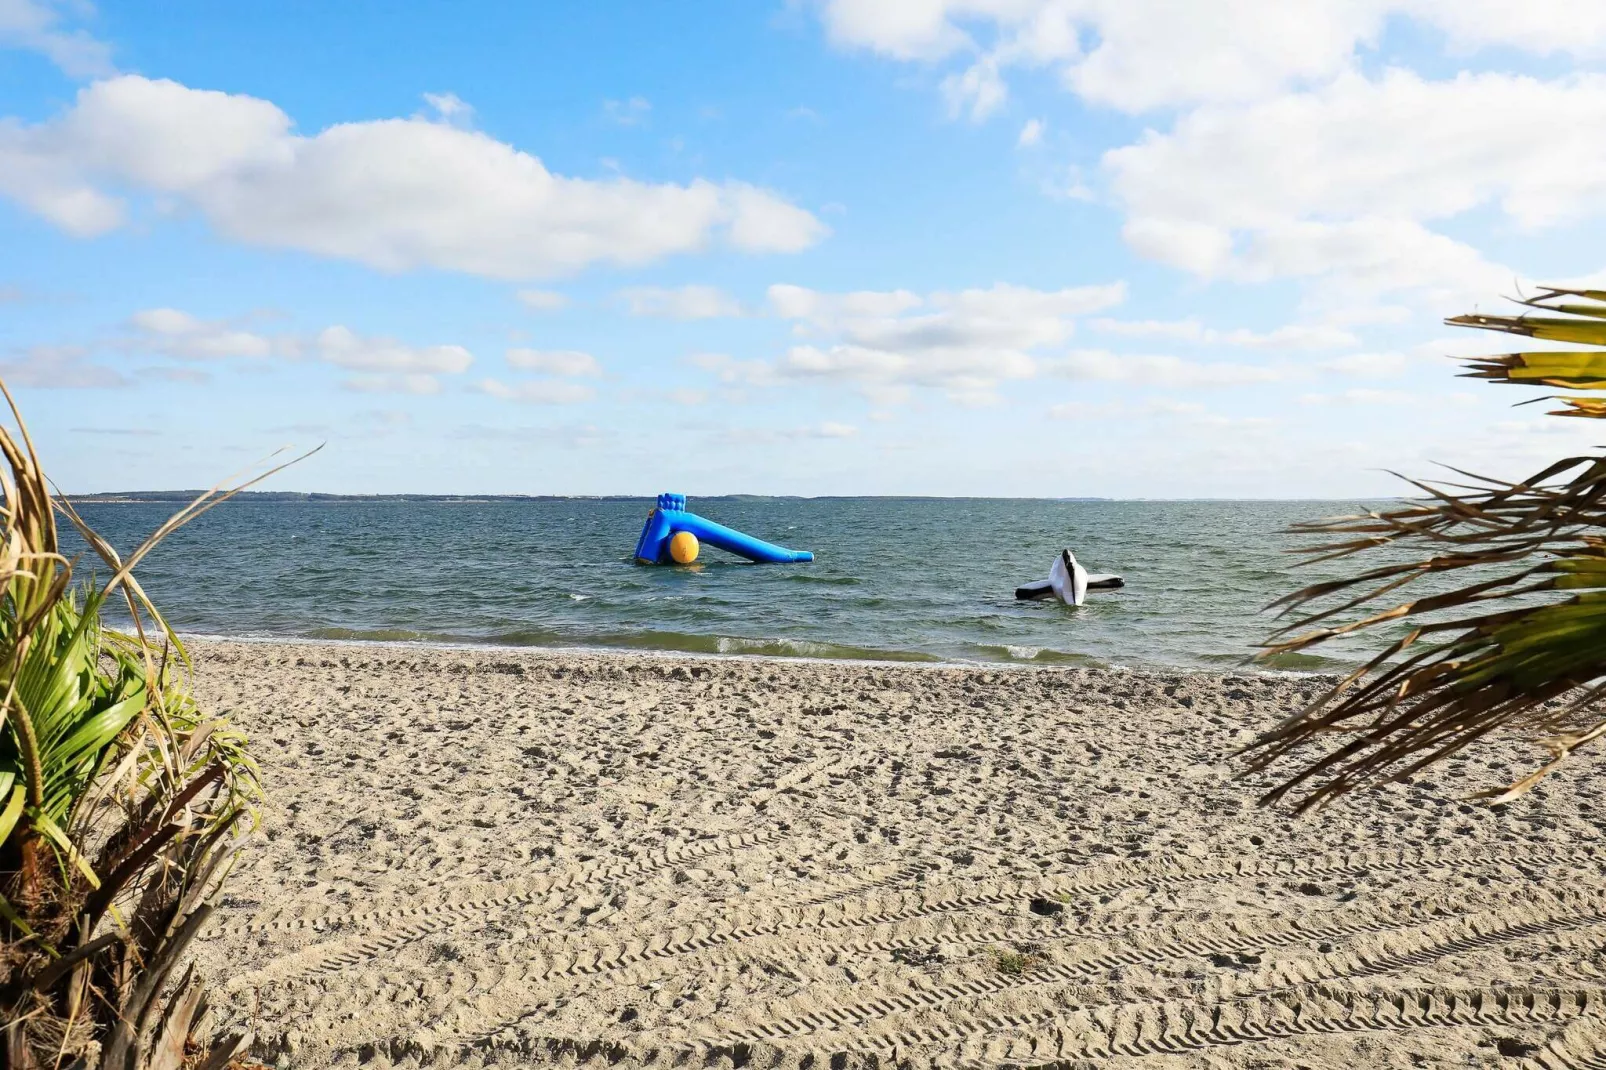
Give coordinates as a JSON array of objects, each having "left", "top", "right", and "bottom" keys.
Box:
[{"left": 78, "top": 498, "right": 1401, "bottom": 671}]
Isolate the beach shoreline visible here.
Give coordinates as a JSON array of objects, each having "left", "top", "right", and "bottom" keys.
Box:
[
  {"left": 189, "top": 637, "right": 1606, "bottom": 1068},
  {"left": 173, "top": 629, "right": 1328, "bottom": 678}
]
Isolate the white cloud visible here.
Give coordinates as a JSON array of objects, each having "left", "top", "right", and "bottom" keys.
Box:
[
  {"left": 723, "top": 185, "right": 827, "bottom": 252},
  {"left": 1319, "top": 351, "right": 1410, "bottom": 378},
  {"left": 343, "top": 373, "right": 442, "bottom": 396},
  {"left": 1297, "top": 388, "right": 1415, "bottom": 406},
  {"left": 505, "top": 348, "right": 602, "bottom": 376},
  {"left": 603, "top": 97, "right": 651, "bottom": 126},
  {"left": 1048, "top": 397, "right": 1206, "bottom": 420},
  {"left": 767, "top": 284, "right": 924, "bottom": 323},
  {"left": 816, "top": 4, "right": 1606, "bottom": 315},
  {"left": 1017, "top": 118, "right": 1044, "bottom": 148},
  {"left": 140, "top": 366, "right": 208, "bottom": 385},
  {"left": 120, "top": 308, "right": 474, "bottom": 393},
  {"left": 820, "top": 0, "right": 1371, "bottom": 111},
  {"left": 1110, "top": 71, "right": 1606, "bottom": 231},
  {"left": 1105, "top": 70, "right": 1606, "bottom": 301},
  {"left": 664, "top": 387, "right": 709, "bottom": 406},
  {"left": 942, "top": 55, "right": 1008, "bottom": 120},
  {"left": 0, "top": 0, "right": 114, "bottom": 77},
  {"left": 314, "top": 326, "right": 471, "bottom": 375},
  {"left": 1090, "top": 317, "right": 1356, "bottom": 349},
  {"left": 722, "top": 422, "right": 863, "bottom": 445},
  {"left": 681, "top": 281, "right": 1136, "bottom": 406},
  {"left": 618, "top": 284, "right": 743, "bottom": 319},
  {"left": 127, "top": 308, "right": 274, "bottom": 359},
  {"left": 0, "top": 344, "right": 125, "bottom": 388},
  {"left": 452, "top": 422, "right": 613, "bottom": 450},
  {"left": 0, "top": 76, "right": 826, "bottom": 277},
  {"left": 516, "top": 289, "right": 570, "bottom": 311},
  {"left": 477, "top": 378, "right": 597, "bottom": 404},
  {"left": 420, "top": 92, "right": 473, "bottom": 126},
  {"left": 1046, "top": 348, "right": 1292, "bottom": 388},
  {"left": 1046, "top": 397, "right": 1275, "bottom": 430},
  {"left": 815, "top": 1, "right": 1606, "bottom": 114},
  {"left": 704, "top": 281, "right": 1126, "bottom": 402}
]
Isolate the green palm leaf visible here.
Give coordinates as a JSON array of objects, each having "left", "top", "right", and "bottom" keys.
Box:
[
  {"left": 0, "top": 378, "right": 309, "bottom": 1069},
  {"left": 1249, "top": 287, "right": 1606, "bottom": 809}
]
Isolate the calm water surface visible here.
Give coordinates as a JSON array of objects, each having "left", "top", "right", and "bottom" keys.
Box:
[{"left": 71, "top": 498, "right": 1389, "bottom": 670}]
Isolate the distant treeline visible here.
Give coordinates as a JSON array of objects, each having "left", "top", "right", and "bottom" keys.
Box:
[
  {"left": 67, "top": 492, "right": 1117, "bottom": 503},
  {"left": 67, "top": 491, "right": 643, "bottom": 503}
]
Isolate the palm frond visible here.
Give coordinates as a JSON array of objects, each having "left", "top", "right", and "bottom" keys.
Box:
[
  {"left": 1247, "top": 287, "right": 1606, "bottom": 810},
  {"left": 0, "top": 384, "right": 302, "bottom": 1069}
]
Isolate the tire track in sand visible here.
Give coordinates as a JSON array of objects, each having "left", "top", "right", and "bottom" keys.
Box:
[
  {"left": 404, "top": 885, "right": 1587, "bottom": 1062},
  {"left": 235, "top": 843, "right": 1592, "bottom": 1053},
  {"left": 219, "top": 752, "right": 857, "bottom": 988},
  {"left": 327, "top": 985, "right": 1606, "bottom": 1069},
  {"left": 713, "top": 890, "right": 1606, "bottom": 1046}
]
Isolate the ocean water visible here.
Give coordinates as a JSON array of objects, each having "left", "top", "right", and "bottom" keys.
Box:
[{"left": 69, "top": 497, "right": 1388, "bottom": 671}]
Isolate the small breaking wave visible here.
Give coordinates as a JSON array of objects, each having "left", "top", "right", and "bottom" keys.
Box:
[{"left": 978, "top": 644, "right": 1108, "bottom": 667}]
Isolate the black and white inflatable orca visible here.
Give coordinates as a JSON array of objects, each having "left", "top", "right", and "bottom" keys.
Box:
[{"left": 1015, "top": 549, "right": 1123, "bottom": 606}]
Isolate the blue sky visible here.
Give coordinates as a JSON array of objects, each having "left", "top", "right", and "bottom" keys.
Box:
[{"left": 4, "top": 0, "right": 1606, "bottom": 497}]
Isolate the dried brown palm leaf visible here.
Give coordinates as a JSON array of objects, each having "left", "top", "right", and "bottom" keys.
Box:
[{"left": 0, "top": 381, "right": 317, "bottom": 1070}]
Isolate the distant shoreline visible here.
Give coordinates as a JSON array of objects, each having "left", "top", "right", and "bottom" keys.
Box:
[{"left": 65, "top": 492, "right": 1381, "bottom": 504}]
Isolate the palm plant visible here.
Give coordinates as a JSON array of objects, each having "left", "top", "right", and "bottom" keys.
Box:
[
  {"left": 0, "top": 385, "right": 306, "bottom": 1070},
  {"left": 1247, "top": 287, "right": 1606, "bottom": 811}
]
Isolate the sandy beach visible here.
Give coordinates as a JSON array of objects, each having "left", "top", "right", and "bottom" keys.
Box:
[{"left": 186, "top": 639, "right": 1606, "bottom": 1069}]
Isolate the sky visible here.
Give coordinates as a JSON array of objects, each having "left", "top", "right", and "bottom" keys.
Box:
[{"left": 3, "top": 0, "right": 1606, "bottom": 498}]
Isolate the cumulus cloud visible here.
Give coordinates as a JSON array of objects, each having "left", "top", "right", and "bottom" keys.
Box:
[
  {"left": 617, "top": 284, "right": 743, "bottom": 319},
  {"left": 689, "top": 281, "right": 1125, "bottom": 403},
  {"left": 477, "top": 378, "right": 597, "bottom": 404},
  {"left": 127, "top": 308, "right": 275, "bottom": 359},
  {"left": 0, "top": 343, "right": 126, "bottom": 388},
  {"left": 120, "top": 308, "right": 475, "bottom": 392},
  {"left": 1090, "top": 318, "right": 1356, "bottom": 349},
  {"left": 1104, "top": 70, "right": 1606, "bottom": 301},
  {"left": 139, "top": 366, "right": 209, "bottom": 384},
  {"left": 342, "top": 373, "right": 443, "bottom": 396},
  {"left": 0, "top": 76, "right": 826, "bottom": 277},
  {"left": 505, "top": 348, "right": 602, "bottom": 376},
  {"left": 1046, "top": 349, "right": 1292, "bottom": 388},
  {"left": 0, "top": 0, "right": 114, "bottom": 77},
  {"left": 722, "top": 422, "right": 862, "bottom": 445},
  {"left": 454, "top": 422, "right": 614, "bottom": 449},
  {"left": 1319, "top": 351, "right": 1411, "bottom": 378},
  {"left": 1017, "top": 118, "right": 1044, "bottom": 147},
  {"left": 1046, "top": 397, "right": 1275, "bottom": 430},
  {"left": 815, "top": 1, "right": 1606, "bottom": 113},
  {"left": 1297, "top": 388, "right": 1418, "bottom": 406},
  {"left": 815, "top": 3, "right": 1606, "bottom": 313},
  {"left": 516, "top": 289, "right": 570, "bottom": 311},
  {"left": 313, "top": 326, "right": 471, "bottom": 375},
  {"left": 420, "top": 92, "right": 473, "bottom": 126}
]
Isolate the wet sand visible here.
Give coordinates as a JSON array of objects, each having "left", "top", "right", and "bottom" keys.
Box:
[{"left": 188, "top": 639, "right": 1606, "bottom": 1069}]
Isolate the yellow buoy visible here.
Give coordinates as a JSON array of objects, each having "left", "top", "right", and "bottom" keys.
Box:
[{"left": 669, "top": 530, "right": 700, "bottom": 564}]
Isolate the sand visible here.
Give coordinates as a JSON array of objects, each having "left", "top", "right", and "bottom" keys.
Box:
[{"left": 184, "top": 639, "right": 1606, "bottom": 1070}]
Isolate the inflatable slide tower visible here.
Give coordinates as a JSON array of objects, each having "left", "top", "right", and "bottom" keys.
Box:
[{"left": 633, "top": 493, "right": 813, "bottom": 565}]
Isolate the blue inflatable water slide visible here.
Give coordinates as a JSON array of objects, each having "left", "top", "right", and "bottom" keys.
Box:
[{"left": 633, "top": 493, "right": 813, "bottom": 565}]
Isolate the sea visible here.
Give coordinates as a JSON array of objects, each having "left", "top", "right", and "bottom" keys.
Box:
[{"left": 69, "top": 497, "right": 1392, "bottom": 672}]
